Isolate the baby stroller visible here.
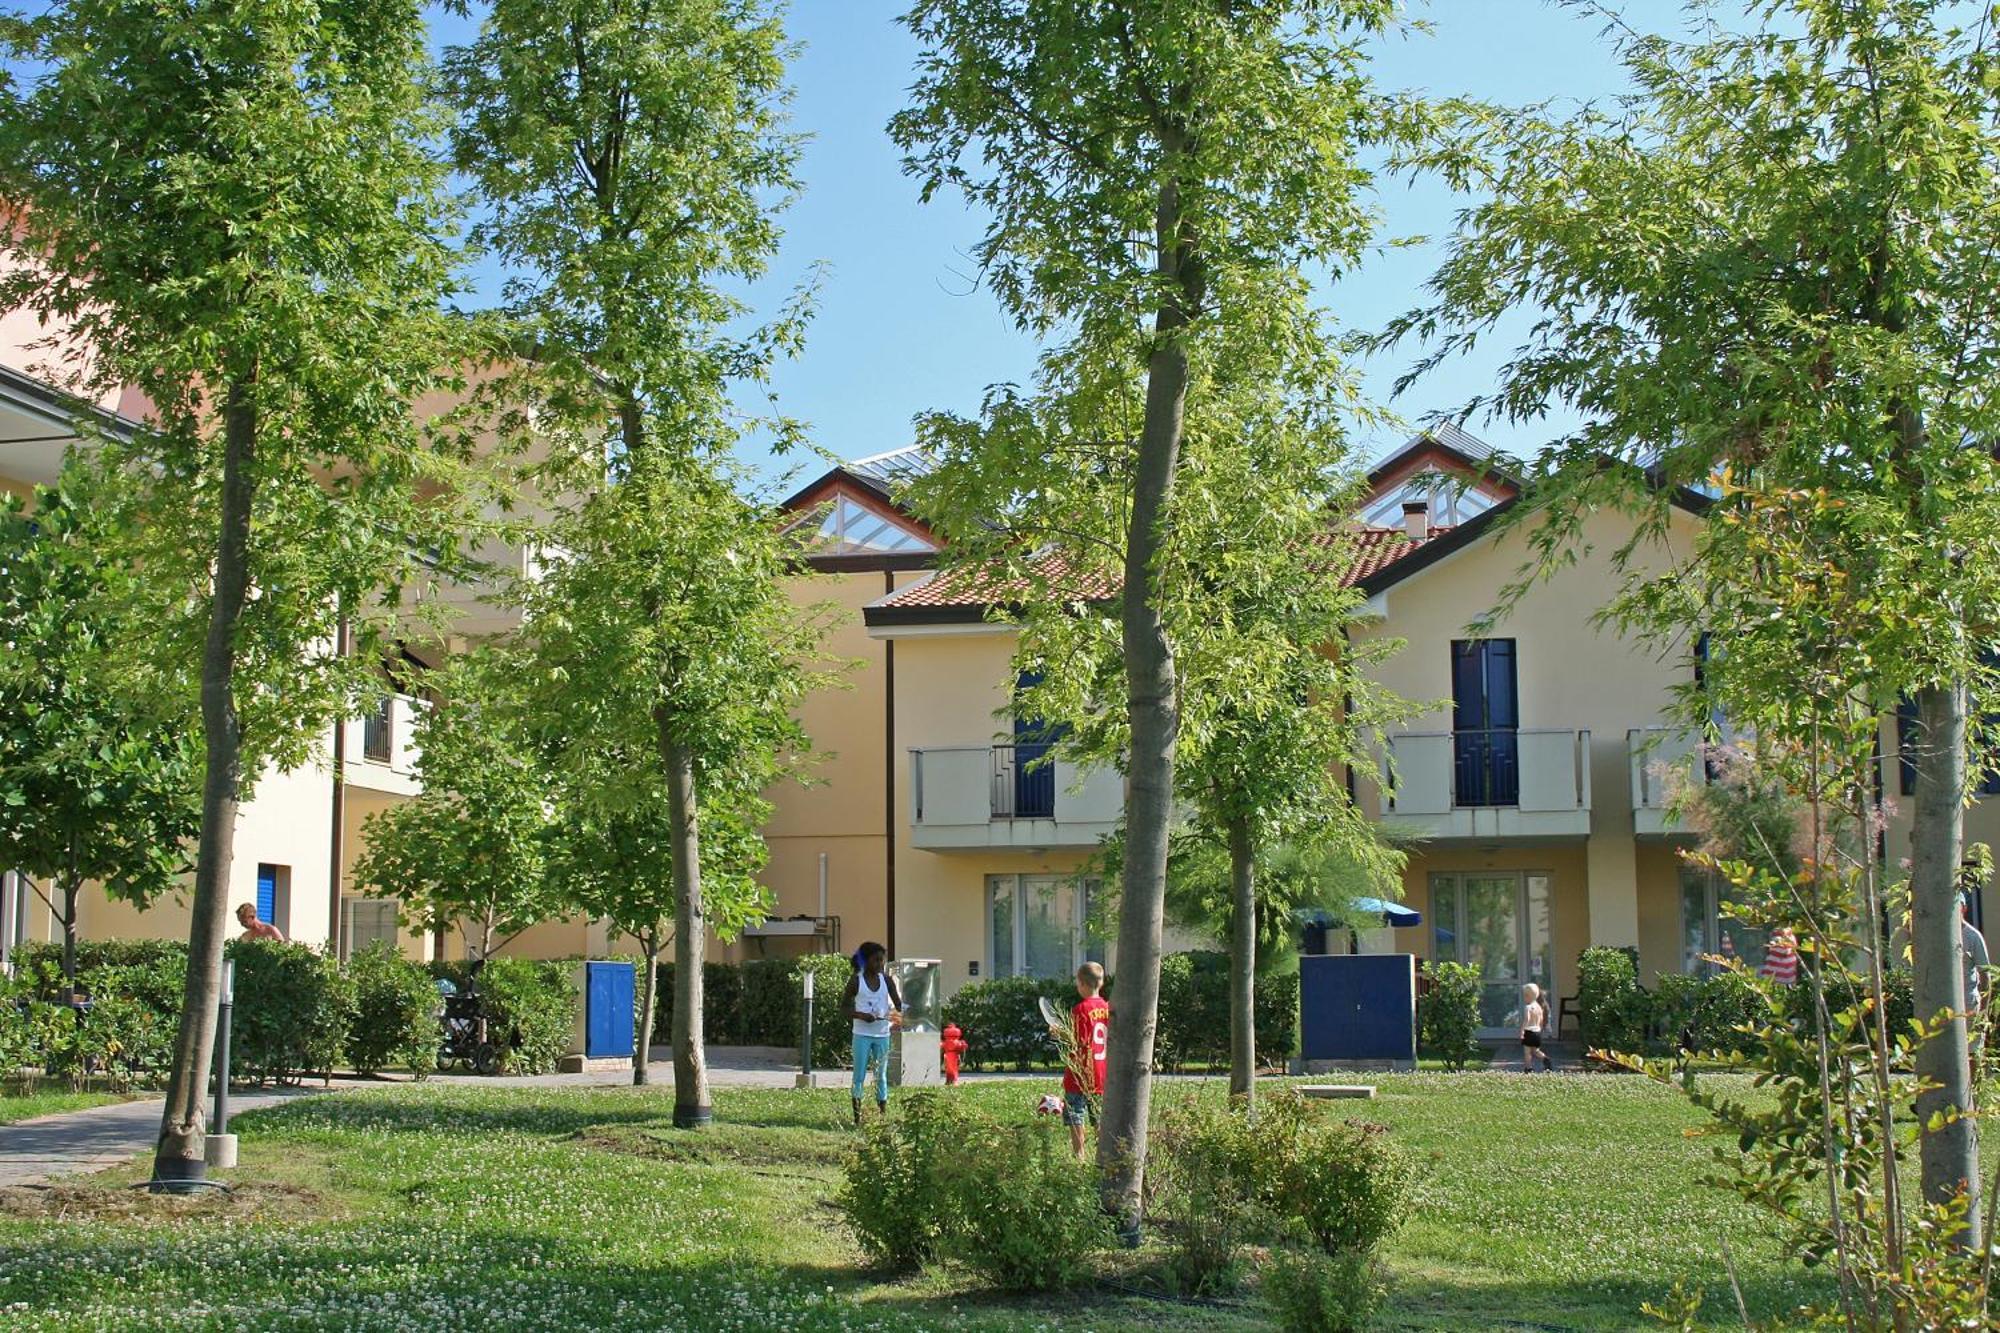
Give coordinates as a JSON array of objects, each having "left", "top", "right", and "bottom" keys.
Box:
[{"left": 435, "top": 961, "right": 501, "bottom": 1075}]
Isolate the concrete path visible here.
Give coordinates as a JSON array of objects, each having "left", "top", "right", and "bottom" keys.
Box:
[
  {"left": 0, "top": 1088, "right": 313, "bottom": 1188},
  {"left": 0, "top": 1047, "right": 813, "bottom": 1188}
]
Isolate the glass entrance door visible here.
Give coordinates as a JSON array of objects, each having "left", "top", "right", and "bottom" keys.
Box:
[{"left": 1433, "top": 872, "right": 1554, "bottom": 1036}]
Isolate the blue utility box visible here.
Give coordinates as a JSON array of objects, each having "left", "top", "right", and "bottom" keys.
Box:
[
  {"left": 1298, "top": 953, "right": 1416, "bottom": 1069},
  {"left": 574, "top": 960, "right": 636, "bottom": 1060}
]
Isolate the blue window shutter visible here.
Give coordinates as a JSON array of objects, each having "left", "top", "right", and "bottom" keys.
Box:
[{"left": 256, "top": 865, "right": 277, "bottom": 924}]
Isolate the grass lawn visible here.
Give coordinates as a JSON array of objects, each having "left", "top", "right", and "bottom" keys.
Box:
[
  {"left": 0, "top": 1073, "right": 1831, "bottom": 1330},
  {"left": 0, "top": 1087, "right": 133, "bottom": 1125}
]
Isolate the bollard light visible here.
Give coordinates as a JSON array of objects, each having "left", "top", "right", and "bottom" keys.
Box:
[{"left": 799, "top": 967, "right": 815, "bottom": 1081}]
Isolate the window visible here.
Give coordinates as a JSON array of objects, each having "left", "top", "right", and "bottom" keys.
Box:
[
  {"left": 1896, "top": 697, "right": 2000, "bottom": 798},
  {"left": 1451, "top": 639, "right": 1519, "bottom": 807},
  {"left": 362, "top": 693, "right": 393, "bottom": 763},
  {"left": 255, "top": 864, "right": 291, "bottom": 935},
  {"left": 785, "top": 493, "right": 937, "bottom": 555},
  {"left": 1005, "top": 670, "right": 1059, "bottom": 820},
  {"left": 341, "top": 897, "right": 400, "bottom": 958},
  {"left": 986, "top": 874, "right": 1103, "bottom": 979},
  {"left": 1679, "top": 866, "right": 1767, "bottom": 976}
]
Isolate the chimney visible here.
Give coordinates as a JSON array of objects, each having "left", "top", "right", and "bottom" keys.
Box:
[{"left": 1401, "top": 499, "right": 1430, "bottom": 542}]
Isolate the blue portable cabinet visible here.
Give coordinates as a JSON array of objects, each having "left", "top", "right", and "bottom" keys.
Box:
[
  {"left": 1298, "top": 953, "right": 1416, "bottom": 1068},
  {"left": 570, "top": 960, "right": 636, "bottom": 1060}
]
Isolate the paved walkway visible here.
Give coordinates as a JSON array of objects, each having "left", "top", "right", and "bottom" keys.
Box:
[
  {"left": 0, "top": 1088, "right": 313, "bottom": 1188},
  {"left": 0, "top": 1047, "right": 812, "bottom": 1188}
]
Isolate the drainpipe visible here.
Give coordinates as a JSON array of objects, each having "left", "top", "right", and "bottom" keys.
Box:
[{"left": 328, "top": 615, "right": 349, "bottom": 958}]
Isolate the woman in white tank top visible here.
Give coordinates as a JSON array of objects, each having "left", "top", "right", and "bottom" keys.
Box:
[{"left": 842, "top": 942, "right": 901, "bottom": 1123}]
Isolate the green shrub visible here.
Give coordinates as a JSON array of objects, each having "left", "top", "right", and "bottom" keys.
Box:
[
  {"left": 1577, "top": 946, "right": 1648, "bottom": 1055},
  {"left": 228, "top": 939, "right": 356, "bottom": 1085},
  {"left": 838, "top": 1088, "right": 971, "bottom": 1268},
  {"left": 1653, "top": 969, "right": 1766, "bottom": 1056},
  {"left": 738, "top": 958, "right": 799, "bottom": 1047},
  {"left": 797, "top": 953, "right": 857, "bottom": 1069},
  {"left": 345, "top": 943, "right": 438, "bottom": 1075},
  {"left": 1262, "top": 1248, "right": 1383, "bottom": 1333},
  {"left": 1150, "top": 1096, "right": 1259, "bottom": 1294},
  {"left": 1418, "top": 961, "right": 1482, "bottom": 1069},
  {"left": 653, "top": 961, "right": 747, "bottom": 1046},
  {"left": 937, "top": 1116, "right": 1112, "bottom": 1291},
  {"left": 941, "top": 976, "right": 1071, "bottom": 1070},
  {"left": 15, "top": 940, "right": 186, "bottom": 1078},
  {"left": 432, "top": 958, "right": 575, "bottom": 1074},
  {"left": 1150, "top": 1090, "right": 1414, "bottom": 1310},
  {"left": 1153, "top": 951, "right": 1299, "bottom": 1071},
  {"left": 1244, "top": 1092, "right": 1415, "bottom": 1256}
]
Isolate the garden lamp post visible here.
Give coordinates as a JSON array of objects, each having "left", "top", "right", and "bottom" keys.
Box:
[{"left": 206, "top": 959, "right": 237, "bottom": 1169}]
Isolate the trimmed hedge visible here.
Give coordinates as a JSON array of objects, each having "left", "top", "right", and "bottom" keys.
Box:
[
  {"left": 942, "top": 976, "right": 1076, "bottom": 1071},
  {"left": 1577, "top": 946, "right": 1649, "bottom": 1054},
  {"left": 1155, "top": 951, "right": 1299, "bottom": 1071},
  {"left": 346, "top": 942, "right": 439, "bottom": 1075},
  {"left": 1417, "top": 961, "right": 1482, "bottom": 1069},
  {"left": 940, "top": 951, "right": 1301, "bottom": 1073},
  {"left": 227, "top": 939, "right": 355, "bottom": 1085}
]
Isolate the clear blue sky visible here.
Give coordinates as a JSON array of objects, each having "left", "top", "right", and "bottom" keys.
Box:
[{"left": 451, "top": 2, "right": 1664, "bottom": 488}]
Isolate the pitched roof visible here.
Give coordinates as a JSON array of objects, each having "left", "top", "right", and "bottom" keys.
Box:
[{"left": 864, "top": 523, "right": 1448, "bottom": 626}]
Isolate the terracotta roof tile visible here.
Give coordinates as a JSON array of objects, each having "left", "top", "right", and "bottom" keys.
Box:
[{"left": 871, "top": 524, "right": 1450, "bottom": 615}]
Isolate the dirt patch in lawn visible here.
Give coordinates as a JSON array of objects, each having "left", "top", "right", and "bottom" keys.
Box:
[
  {"left": 0, "top": 1177, "right": 337, "bottom": 1224},
  {"left": 578, "top": 1121, "right": 849, "bottom": 1173}
]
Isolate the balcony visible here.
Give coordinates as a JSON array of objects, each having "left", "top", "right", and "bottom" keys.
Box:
[
  {"left": 344, "top": 694, "right": 424, "bottom": 796},
  {"left": 910, "top": 746, "right": 1123, "bottom": 851},
  {"left": 1380, "top": 728, "right": 1592, "bottom": 840},
  {"left": 1629, "top": 727, "right": 1705, "bottom": 837}
]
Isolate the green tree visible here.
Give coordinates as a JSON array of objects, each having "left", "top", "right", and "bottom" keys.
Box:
[
  {"left": 1021, "top": 455, "right": 1411, "bottom": 1109},
  {"left": 892, "top": 0, "right": 1406, "bottom": 1219},
  {"left": 445, "top": 0, "right": 813, "bottom": 1121},
  {"left": 1387, "top": 0, "right": 2000, "bottom": 1238},
  {"left": 0, "top": 0, "right": 470, "bottom": 1184},
  {"left": 0, "top": 469, "right": 202, "bottom": 995},
  {"left": 350, "top": 650, "right": 562, "bottom": 961},
  {"left": 524, "top": 456, "right": 830, "bottom": 1096}
]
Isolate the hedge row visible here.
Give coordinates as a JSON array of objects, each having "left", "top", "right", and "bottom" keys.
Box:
[
  {"left": 647, "top": 954, "right": 859, "bottom": 1069},
  {"left": 2, "top": 940, "right": 580, "bottom": 1085},
  {"left": 941, "top": 951, "right": 1300, "bottom": 1072},
  {"left": 1574, "top": 944, "right": 1916, "bottom": 1059}
]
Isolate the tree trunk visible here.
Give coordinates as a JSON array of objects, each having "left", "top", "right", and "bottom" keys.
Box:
[
  {"left": 1227, "top": 817, "right": 1256, "bottom": 1108},
  {"left": 1910, "top": 680, "right": 1980, "bottom": 1242},
  {"left": 153, "top": 378, "right": 256, "bottom": 1188},
  {"left": 59, "top": 869, "right": 79, "bottom": 1003},
  {"left": 1096, "top": 129, "right": 1203, "bottom": 1232},
  {"left": 635, "top": 936, "right": 659, "bottom": 1086},
  {"left": 660, "top": 720, "right": 710, "bottom": 1128}
]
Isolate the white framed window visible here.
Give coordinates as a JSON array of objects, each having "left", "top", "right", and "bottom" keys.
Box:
[
  {"left": 986, "top": 874, "right": 1103, "bottom": 980},
  {"left": 341, "top": 896, "right": 400, "bottom": 959},
  {"left": 1679, "top": 867, "right": 1767, "bottom": 976}
]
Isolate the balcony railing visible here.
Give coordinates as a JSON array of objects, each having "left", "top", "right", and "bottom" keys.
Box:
[
  {"left": 1381, "top": 728, "right": 1591, "bottom": 839},
  {"left": 1628, "top": 727, "right": 1705, "bottom": 836},
  {"left": 345, "top": 694, "right": 425, "bottom": 794},
  {"left": 991, "top": 743, "right": 1055, "bottom": 819},
  {"left": 910, "top": 746, "right": 1122, "bottom": 850}
]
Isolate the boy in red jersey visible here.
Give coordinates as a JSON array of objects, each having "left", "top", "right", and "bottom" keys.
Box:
[{"left": 1063, "top": 961, "right": 1110, "bottom": 1158}]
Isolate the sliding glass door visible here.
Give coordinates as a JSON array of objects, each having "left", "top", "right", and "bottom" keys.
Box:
[{"left": 1431, "top": 871, "right": 1554, "bottom": 1035}]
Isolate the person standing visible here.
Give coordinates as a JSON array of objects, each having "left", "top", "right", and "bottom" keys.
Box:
[
  {"left": 1759, "top": 927, "right": 1800, "bottom": 987},
  {"left": 1062, "top": 962, "right": 1110, "bottom": 1157},
  {"left": 1519, "top": 983, "right": 1553, "bottom": 1073},
  {"left": 841, "top": 941, "right": 901, "bottom": 1126}
]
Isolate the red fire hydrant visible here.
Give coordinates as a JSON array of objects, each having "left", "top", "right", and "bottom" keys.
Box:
[{"left": 941, "top": 1022, "right": 967, "bottom": 1085}]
